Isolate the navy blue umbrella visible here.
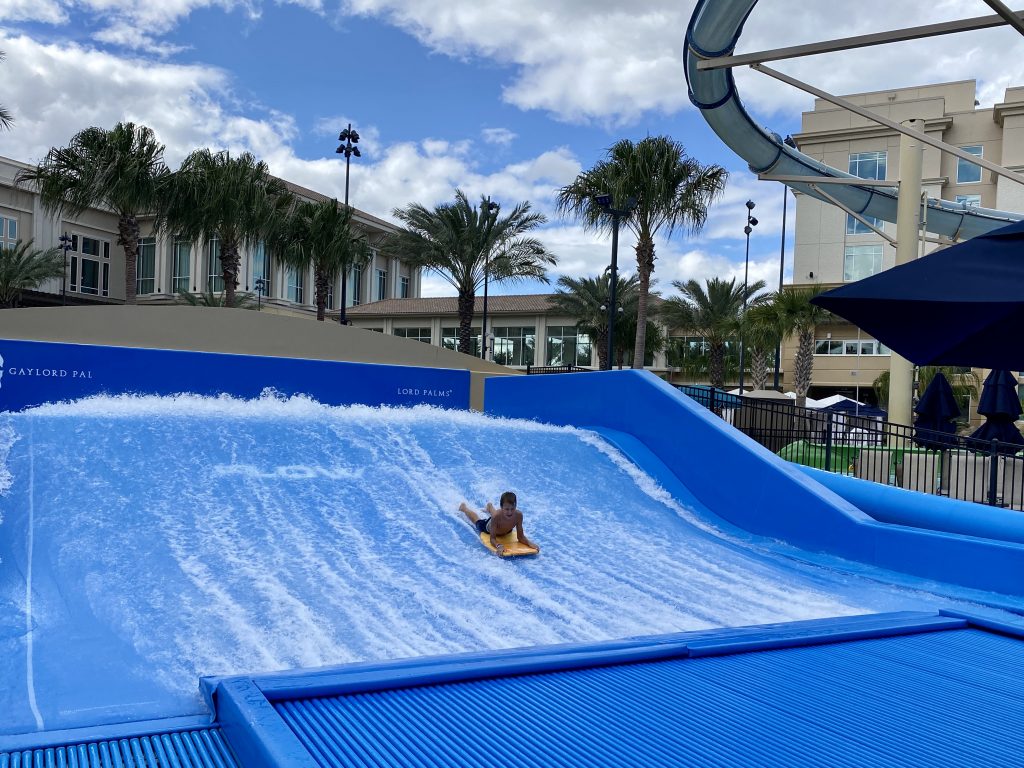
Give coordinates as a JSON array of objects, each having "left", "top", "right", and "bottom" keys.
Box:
[
  {"left": 913, "top": 371, "right": 960, "bottom": 449},
  {"left": 969, "top": 369, "right": 1024, "bottom": 452},
  {"left": 812, "top": 219, "right": 1024, "bottom": 369},
  {"left": 823, "top": 399, "right": 887, "bottom": 419}
]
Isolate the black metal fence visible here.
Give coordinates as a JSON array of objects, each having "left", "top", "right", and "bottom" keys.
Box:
[
  {"left": 683, "top": 388, "right": 1024, "bottom": 509},
  {"left": 525, "top": 365, "right": 592, "bottom": 375}
]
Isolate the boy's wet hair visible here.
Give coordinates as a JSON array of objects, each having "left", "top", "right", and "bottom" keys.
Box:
[{"left": 499, "top": 491, "right": 517, "bottom": 507}]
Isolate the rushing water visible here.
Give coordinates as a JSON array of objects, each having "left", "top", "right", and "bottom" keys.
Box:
[{"left": 0, "top": 393, "right": 956, "bottom": 735}]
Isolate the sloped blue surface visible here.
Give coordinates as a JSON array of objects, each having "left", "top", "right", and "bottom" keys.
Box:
[
  {"left": 264, "top": 615, "right": 1024, "bottom": 767},
  {"left": 0, "top": 395, "right": 971, "bottom": 738}
]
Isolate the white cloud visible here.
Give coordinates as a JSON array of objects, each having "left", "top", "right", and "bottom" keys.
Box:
[
  {"left": 481, "top": 127, "right": 516, "bottom": 146},
  {"left": 0, "top": 0, "right": 67, "bottom": 24}
]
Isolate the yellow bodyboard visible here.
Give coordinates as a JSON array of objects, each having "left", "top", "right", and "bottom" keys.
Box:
[{"left": 479, "top": 530, "right": 539, "bottom": 557}]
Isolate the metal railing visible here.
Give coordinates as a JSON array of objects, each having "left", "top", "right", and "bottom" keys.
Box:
[
  {"left": 682, "top": 387, "right": 1024, "bottom": 509},
  {"left": 525, "top": 365, "right": 592, "bottom": 375}
]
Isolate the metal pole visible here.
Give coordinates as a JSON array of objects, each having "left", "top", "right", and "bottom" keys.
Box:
[
  {"left": 773, "top": 188, "right": 787, "bottom": 390},
  {"left": 738, "top": 229, "right": 750, "bottom": 391},
  {"left": 889, "top": 119, "right": 924, "bottom": 430},
  {"left": 339, "top": 150, "right": 351, "bottom": 326},
  {"left": 481, "top": 259, "right": 489, "bottom": 360},
  {"left": 607, "top": 212, "right": 620, "bottom": 371}
]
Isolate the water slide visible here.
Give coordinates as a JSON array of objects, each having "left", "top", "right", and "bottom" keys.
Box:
[
  {"left": 685, "top": 0, "right": 1022, "bottom": 239},
  {"left": 2, "top": 384, "right": 1013, "bottom": 742}
]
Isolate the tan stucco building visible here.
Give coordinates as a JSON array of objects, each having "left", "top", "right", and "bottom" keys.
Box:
[{"left": 786, "top": 79, "right": 1024, "bottom": 410}]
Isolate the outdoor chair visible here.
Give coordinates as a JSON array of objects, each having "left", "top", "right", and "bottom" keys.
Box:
[
  {"left": 854, "top": 449, "right": 894, "bottom": 485},
  {"left": 900, "top": 452, "right": 939, "bottom": 495},
  {"left": 947, "top": 451, "right": 991, "bottom": 504}
]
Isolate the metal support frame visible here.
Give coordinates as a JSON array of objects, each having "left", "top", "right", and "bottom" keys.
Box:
[
  {"left": 754, "top": 63, "right": 1024, "bottom": 189},
  {"left": 696, "top": 10, "right": 1024, "bottom": 70}
]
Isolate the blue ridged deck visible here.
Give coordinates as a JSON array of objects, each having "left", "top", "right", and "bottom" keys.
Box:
[
  {"left": 0, "top": 728, "right": 237, "bottom": 768},
  {"left": 203, "top": 610, "right": 1024, "bottom": 768}
]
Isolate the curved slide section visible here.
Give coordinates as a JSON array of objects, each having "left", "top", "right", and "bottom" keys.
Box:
[{"left": 685, "top": 0, "right": 1022, "bottom": 239}]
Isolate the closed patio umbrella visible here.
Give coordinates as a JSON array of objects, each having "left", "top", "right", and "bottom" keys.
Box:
[
  {"left": 913, "top": 371, "right": 960, "bottom": 449},
  {"left": 969, "top": 369, "right": 1024, "bottom": 453}
]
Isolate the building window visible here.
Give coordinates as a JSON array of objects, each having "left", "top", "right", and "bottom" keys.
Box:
[
  {"left": 847, "top": 152, "right": 886, "bottom": 235},
  {"left": 491, "top": 326, "right": 535, "bottom": 367},
  {"left": 376, "top": 269, "right": 387, "bottom": 301},
  {"left": 137, "top": 237, "right": 156, "bottom": 295},
  {"left": 394, "top": 327, "right": 432, "bottom": 344},
  {"left": 172, "top": 237, "right": 191, "bottom": 294},
  {"left": 956, "top": 194, "right": 981, "bottom": 207},
  {"left": 252, "top": 241, "right": 270, "bottom": 296},
  {"left": 351, "top": 265, "right": 363, "bottom": 306},
  {"left": 0, "top": 215, "right": 16, "bottom": 248},
  {"left": 843, "top": 244, "right": 883, "bottom": 282},
  {"left": 400, "top": 275, "right": 410, "bottom": 299},
  {"left": 287, "top": 267, "right": 304, "bottom": 303},
  {"left": 814, "top": 338, "right": 890, "bottom": 356},
  {"left": 442, "top": 326, "right": 481, "bottom": 357},
  {"left": 207, "top": 235, "right": 223, "bottom": 292},
  {"left": 70, "top": 234, "right": 111, "bottom": 297},
  {"left": 546, "top": 325, "right": 592, "bottom": 366},
  {"left": 957, "top": 145, "right": 983, "bottom": 184}
]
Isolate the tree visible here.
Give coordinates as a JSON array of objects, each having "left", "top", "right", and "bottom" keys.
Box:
[
  {"left": 0, "top": 240, "right": 65, "bottom": 308},
  {"left": 549, "top": 273, "right": 640, "bottom": 370},
  {"left": 175, "top": 289, "right": 258, "bottom": 309},
  {"left": 387, "top": 190, "right": 555, "bottom": 355},
  {"left": 744, "top": 298, "right": 786, "bottom": 391},
  {"left": 0, "top": 51, "right": 13, "bottom": 130},
  {"left": 774, "top": 285, "right": 832, "bottom": 407},
  {"left": 270, "top": 198, "right": 371, "bottom": 321},
  {"left": 556, "top": 136, "right": 727, "bottom": 369},
  {"left": 660, "top": 277, "right": 765, "bottom": 389},
  {"left": 16, "top": 123, "right": 169, "bottom": 304},
  {"left": 874, "top": 367, "right": 979, "bottom": 419},
  {"left": 160, "top": 149, "right": 292, "bottom": 308}
]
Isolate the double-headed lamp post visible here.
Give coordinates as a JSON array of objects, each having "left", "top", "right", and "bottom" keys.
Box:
[
  {"left": 254, "top": 276, "right": 267, "bottom": 311},
  {"left": 594, "top": 194, "right": 635, "bottom": 371},
  {"left": 737, "top": 200, "right": 758, "bottom": 391},
  {"left": 336, "top": 123, "right": 361, "bottom": 325},
  {"left": 58, "top": 232, "right": 73, "bottom": 305},
  {"left": 480, "top": 197, "right": 500, "bottom": 360}
]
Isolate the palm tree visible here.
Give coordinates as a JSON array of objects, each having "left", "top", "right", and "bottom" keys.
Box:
[
  {"left": 0, "top": 51, "right": 13, "bottom": 130},
  {"left": 775, "top": 285, "right": 832, "bottom": 407},
  {"left": 270, "top": 198, "right": 371, "bottom": 321},
  {"left": 556, "top": 136, "right": 727, "bottom": 369},
  {"left": 387, "top": 190, "right": 555, "bottom": 355},
  {"left": 874, "top": 366, "right": 979, "bottom": 417},
  {"left": 175, "top": 289, "right": 258, "bottom": 309},
  {"left": 549, "top": 273, "right": 640, "bottom": 370},
  {"left": 160, "top": 149, "right": 292, "bottom": 308},
  {"left": 0, "top": 240, "right": 65, "bottom": 307},
  {"left": 660, "top": 277, "right": 765, "bottom": 389},
  {"left": 744, "top": 298, "right": 785, "bottom": 391},
  {"left": 16, "top": 123, "right": 169, "bottom": 304}
]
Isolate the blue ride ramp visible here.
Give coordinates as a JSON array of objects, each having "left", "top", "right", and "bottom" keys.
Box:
[{"left": 484, "top": 370, "right": 1024, "bottom": 598}]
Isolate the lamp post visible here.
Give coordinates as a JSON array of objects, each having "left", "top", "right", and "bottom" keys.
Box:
[
  {"left": 773, "top": 186, "right": 788, "bottom": 390},
  {"left": 58, "top": 232, "right": 72, "bottom": 306},
  {"left": 336, "top": 123, "right": 361, "bottom": 325},
  {"left": 738, "top": 200, "right": 758, "bottom": 391},
  {"left": 594, "top": 194, "right": 635, "bottom": 371},
  {"left": 479, "top": 197, "right": 499, "bottom": 360},
  {"left": 254, "top": 276, "right": 266, "bottom": 311}
]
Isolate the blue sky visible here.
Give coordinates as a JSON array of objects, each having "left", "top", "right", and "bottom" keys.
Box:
[{"left": 0, "top": 0, "right": 1019, "bottom": 297}]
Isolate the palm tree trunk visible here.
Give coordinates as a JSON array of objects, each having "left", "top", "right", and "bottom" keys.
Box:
[
  {"left": 750, "top": 348, "right": 771, "bottom": 391},
  {"left": 632, "top": 237, "right": 656, "bottom": 369},
  {"left": 314, "top": 268, "right": 329, "bottom": 321},
  {"left": 794, "top": 327, "right": 815, "bottom": 407},
  {"left": 595, "top": 328, "right": 608, "bottom": 370},
  {"left": 117, "top": 215, "right": 140, "bottom": 305},
  {"left": 457, "top": 291, "right": 475, "bottom": 355},
  {"left": 709, "top": 342, "right": 725, "bottom": 390},
  {"left": 221, "top": 238, "right": 241, "bottom": 308}
]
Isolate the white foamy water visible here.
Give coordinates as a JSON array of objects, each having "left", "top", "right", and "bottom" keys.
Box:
[{"left": 0, "top": 393, "right": 958, "bottom": 733}]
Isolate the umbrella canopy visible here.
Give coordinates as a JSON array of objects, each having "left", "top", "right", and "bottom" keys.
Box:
[
  {"left": 822, "top": 398, "right": 888, "bottom": 419},
  {"left": 912, "top": 371, "right": 960, "bottom": 449},
  {"left": 969, "top": 369, "right": 1024, "bottom": 452},
  {"left": 812, "top": 219, "right": 1024, "bottom": 369}
]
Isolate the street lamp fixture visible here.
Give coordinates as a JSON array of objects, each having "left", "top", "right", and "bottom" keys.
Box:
[
  {"left": 58, "top": 232, "right": 73, "bottom": 306},
  {"left": 336, "top": 123, "right": 361, "bottom": 325},
  {"left": 480, "top": 197, "right": 500, "bottom": 360},
  {"left": 254, "top": 276, "right": 267, "bottom": 311},
  {"left": 738, "top": 200, "right": 758, "bottom": 391},
  {"left": 594, "top": 193, "right": 636, "bottom": 371}
]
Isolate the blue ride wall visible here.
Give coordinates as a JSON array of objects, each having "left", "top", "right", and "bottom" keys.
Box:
[
  {"left": 0, "top": 339, "right": 470, "bottom": 412},
  {"left": 485, "top": 370, "right": 1024, "bottom": 599}
]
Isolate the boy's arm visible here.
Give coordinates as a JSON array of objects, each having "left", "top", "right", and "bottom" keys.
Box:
[{"left": 515, "top": 518, "right": 539, "bottom": 551}]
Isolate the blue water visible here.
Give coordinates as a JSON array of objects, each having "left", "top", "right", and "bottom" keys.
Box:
[{"left": 0, "top": 394, "right": 969, "bottom": 736}]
